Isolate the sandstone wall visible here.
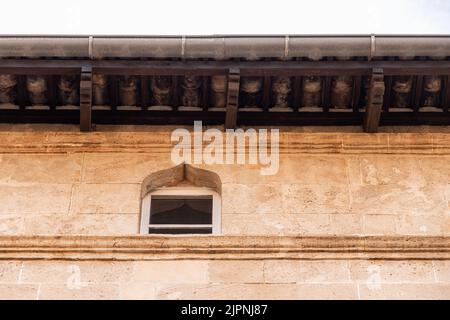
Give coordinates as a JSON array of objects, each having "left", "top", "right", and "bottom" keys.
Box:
[
  {"left": 0, "top": 125, "right": 449, "bottom": 237},
  {"left": 0, "top": 125, "right": 449, "bottom": 300},
  {"left": 1, "top": 259, "right": 450, "bottom": 300}
]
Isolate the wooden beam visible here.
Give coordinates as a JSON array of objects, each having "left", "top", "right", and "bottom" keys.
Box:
[
  {"left": 225, "top": 68, "right": 240, "bottom": 129},
  {"left": 80, "top": 66, "right": 93, "bottom": 132},
  {"left": 108, "top": 76, "right": 119, "bottom": 110},
  {"left": 413, "top": 75, "right": 424, "bottom": 113},
  {"left": 443, "top": 75, "right": 450, "bottom": 113},
  {"left": 363, "top": 68, "right": 385, "bottom": 133},
  {"left": 202, "top": 76, "right": 209, "bottom": 111},
  {"left": 16, "top": 75, "right": 27, "bottom": 110},
  {"left": 292, "top": 76, "right": 302, "bottom": 112},
  {"left": 262, "top": 75, "right": 272, "bottom": 112},
  {"left": 3, "top": 59, "right": 450, "bottom": 77},
  {"left": 383, "top": 76, "right": 393, "bottom": 113},
  {"left": 46, "top": 75, "right": 57, "bottom": 110},
  {"left": 322, "top": 77, "right": 331, "bottom": 112},
  {"left": 3, "top": 108, "right": 450, "bottom": 126},
  {"left": 139, "top": 76, "right": 150, "bottom": 109},
  {"left": 171, "top": 76, "right": 179, "bottom": 111},
  {"left": 352, "top": 76, "right": 362, "bottom": 113}
]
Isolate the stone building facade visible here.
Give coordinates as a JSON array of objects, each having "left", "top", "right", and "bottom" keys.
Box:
[
  {"left": 1, "top": 35, "right": 450, "bottom": 300},
  {"left": 0, "top": 124, "right": 449, "bottom": 300}
]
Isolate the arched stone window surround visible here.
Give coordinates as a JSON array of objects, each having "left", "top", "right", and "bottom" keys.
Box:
[{"left": 140, "top": 164, "right": 222, "bottom": 235}]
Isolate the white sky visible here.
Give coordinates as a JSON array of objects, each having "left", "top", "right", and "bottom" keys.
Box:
[{"left": 0, "top": 0, "right": 449, "bottom": 35}]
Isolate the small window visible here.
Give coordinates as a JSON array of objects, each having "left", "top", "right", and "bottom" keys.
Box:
[{"left": 140, "top": 188, "right": 221, "bottom": 235}]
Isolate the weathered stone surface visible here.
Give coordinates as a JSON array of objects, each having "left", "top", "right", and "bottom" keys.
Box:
[
  {"left": 328, "top": 215, "right": 363, "bottom": 235},
  {"left": 433, "top": 261, "right": 450, "bottom": 282},
  {"left": 155, "top": 284, "right": 295, "bottom": 300},
  {"left": 21, "top": 261, "right": 134, "bottom": 284},
  {"left": 295, "top": 214, "right": 332, "bottom": 234},
  {"left": 395, "top": 215, "right": 450, "bottom": 235},
  {"left": 342, "top": 134, "right": 389, "bottom": 154},
  {"left": 264, "top": 260, "right": 351, "bottom": 284},
  {"left": 358, "top": 156, "right": 427, "bottom": 186},
  {"left": 282, "top": 183, "right": 351, "bottom": 214},
  {"left": 0, "top": 216, "right": 24, "bottom": 235},
  {"left": 0, "top": 284, "right": 38, "bottom": 300},
  {"left": 349, "top": 184, "right": 447, "bottom": 216},
  {"left": 222, "top": 214, "right": 301, "bottom": 235},
  {"left": 23, "top": 214, "right": 139, "bottom": 235},
  {"left": 119, "top": 282, "right": 158, "bottom": 300},
  {"left": 156, "top": 283, "right": 358, "bottom": 300},
  {"left": 0, "top": 184, "right": 72, "bottom": 215},
  {"left": 0, "top": 154, "right": 83, "bottom": 184},
  {"left": 38, "top": 283, "right": 119, "bottom": 300},
  {"left": 131, "top": 261, "right": 209, "bottom": 284},
  {"left": 388, "top": 133, "right": 434, "bottom": 154},
  {"left": 209, "top": 261, "right": 264, "bottom": 284},
  {"left": 358, "top": 284, "right": 450, "bottom": 300},
  {"left": 222, "top": 184, "right": 283, "bottom": 214},
  {"left": 277, "top": 156, "right": 349, "bottom": 184},
  {"left": 0, "top": 261, "right": 21, "bottom": 283},
  {"left": 350, "top": 261, "right": 436, "bottom": 283},
  {"left": 223, "top": 214, "right": 362, "bottom": 236},
  {"left": 83, "top": 153, "right": 171, "bottom": 184},
  {"left": 70, "top": 184, "right": 141, "bottom": 214},
  {"left": 286, "top": 133, "right": 343, "bottom": 153},
  {"left": 293, "top": 284, "right": 358, "bottom": 300},
  {"left": 363, "top": 215, "right": 397, "bottom": 235},
  {"left": 447, "top": 184, "right": 450, "bottom": 209}
]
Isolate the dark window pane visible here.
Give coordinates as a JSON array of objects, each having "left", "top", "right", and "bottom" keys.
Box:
[
  {"left": 150, "top": 196, "right": 213, "bottom": 225},
  {"left": 148, "top": 228, "right": 212, "bottom": 235}
]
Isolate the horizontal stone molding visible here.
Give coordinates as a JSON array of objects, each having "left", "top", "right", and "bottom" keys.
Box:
[
  {"left": 0, "top": 235, "right": 449, "bottom": 261},
  {"left": 0, "top": 131, "right": 449, "bottom": 155}
]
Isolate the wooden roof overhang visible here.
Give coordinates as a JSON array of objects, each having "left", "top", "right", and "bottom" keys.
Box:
[{"left": 0, "top": 35, "right": 450, "bottom": 132}]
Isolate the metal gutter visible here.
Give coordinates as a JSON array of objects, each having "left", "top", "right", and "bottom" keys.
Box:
[{"left": 0, "top": 35, "right": 449, "bottom": 60}]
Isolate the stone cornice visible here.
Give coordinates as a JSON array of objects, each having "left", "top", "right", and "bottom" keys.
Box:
[
  {"left": 0, "top": 236, "right": 449, "bottom": 260},
  {"left": 0, "top": 131, "right": 449, "bottom": 155}
]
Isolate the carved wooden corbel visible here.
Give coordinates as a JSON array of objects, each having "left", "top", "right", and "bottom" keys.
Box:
[
  {"left": 225, "top": 68, "right": 240, "bottom": 129},
  {"left": 363, "top": 68, "right": 385, "bottom": 133},
  {"left": 80, "top": 66, "right": 93, "bottom": 132}
]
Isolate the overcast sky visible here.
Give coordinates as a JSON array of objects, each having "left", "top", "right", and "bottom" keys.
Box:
[{"left": 1, "top": 0, "right": 449, "bottom": 35}]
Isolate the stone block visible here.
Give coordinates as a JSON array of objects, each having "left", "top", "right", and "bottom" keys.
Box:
[
  {"left": 70, "top": 184, "right": 141, "bottom": 214},
  {"left": 363, "top": 215, "right": 397, "bottom": 235},
  {"left": 222, "top": 184, "right": 283, "bottom": 214},
  {"left": 0, "top": 284, "right": 38, "bottom": 300},
  {"left": 395, "top": 215, "right": 450, "bottom": 235},
  {"left": 83, "top": 153, "right": 171, "bottom": 184},
  {"left": 264, "top": 260, "right": 351, "bottom": 284},
  {"left": 0, "top": 261, "right": 22, "bottom": 283},
  {"left": 0, "top": 154, "right": 83, "bottom": 184},
  {"left": 0, "top": 184, "right": 72, "bottom": 215},
  {"left": 131, "top": 261, "right": 209, "bottom": 284},
  {"left": 24, "top": 214, "right": 139, "bottom": 235},
  {"left": 21, "top": 261, "right": 134, "bottom": 284},
  {"left": 350, "top": 261, "right": 436, "bottom": 284},
  {"left": 350, "top": 184, "right": 447, "bottom": 216},
  {"left": 38, "top": 283, "right": 119, "bottom": 300},
  {"left": 358, "top": 284, "right": 450, "bottom": 300},
  {"left": 282, "top": 183, "right": 351, "bottom": 214},
  {"left": 0, "top": 216, "right": 24, "bottom": 235},
  {"left": 208, "top": 261, "right": 264, "bottom": 284},
  {"left": 434, "top": 261, "right": 450, "bottom": 282}
]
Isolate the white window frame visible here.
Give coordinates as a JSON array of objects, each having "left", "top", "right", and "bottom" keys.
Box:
[{"left": 140, "top": 187, "right": 221, "bottom": 235}]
